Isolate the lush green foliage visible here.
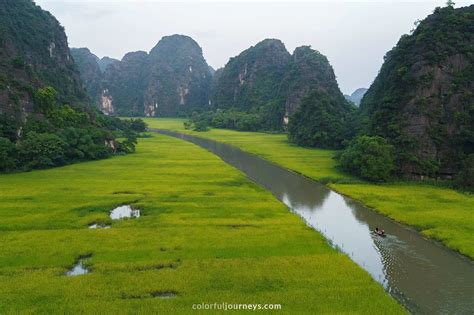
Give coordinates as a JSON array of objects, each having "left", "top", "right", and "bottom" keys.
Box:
[
  {"left": 184, "top": 110, "right": 270, "bottom": 132},
  {"left": 0, "top": 136, "right": 17, "bottom": 171},
  {"left": 0, "top": 87, "right": 146, "bottom": 173},
  {"left": 360, "top": 5, "right": 474, "bottom": 179},
  {"left": 0, "top": 133, "right": 403, "bottom": 313},
  {"left": 288, "top": 90, "right": 356, "bottom": 149},
  {"left": 148, "top": 118, "right": 474, "bottom": 258},
  {"left": 338, "top": 136, "right": 396, "bottom": 182}
]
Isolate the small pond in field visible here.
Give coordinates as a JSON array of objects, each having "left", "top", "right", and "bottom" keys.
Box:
[
  {"left": 152, "top": 291, "right": 178, "bottom": 299},
  {"left": 66, "top": 258, "right": 90, "bottom": 276},
  {"left": 110, "top": 205, "right": 140, "bottom": 220},
  {"left": 88, "top": 223, "right": 111, "bottom": 229}
]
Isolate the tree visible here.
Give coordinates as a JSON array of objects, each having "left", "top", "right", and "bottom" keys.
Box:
[
  {"left": 17, "top": 132, "right": 68, "bottom": 169},
  {"left": 288, "top": 90, "right": 355, "bottom": 149},
  {"left": 0, "top": 113, "right": 18, "bottom": 142},
  {"left": 35, "top": 87, "right": 58, "bottom": 113},
  {"left": 0, "top": 137, "right": 17, "bottom": 171},
  {"left": 338, "top": 136, "right": 396, "bottom": 182},
  {"left": 446, "top": 0, "right": 455, "bottom": 7}
]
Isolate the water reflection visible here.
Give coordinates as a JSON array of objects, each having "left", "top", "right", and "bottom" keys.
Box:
[
  {"left": 66, "top": 258, "right": 90, "bottom": 276},
  {"left": 110, "top": 205, "right": 140, "bottom": 220}
]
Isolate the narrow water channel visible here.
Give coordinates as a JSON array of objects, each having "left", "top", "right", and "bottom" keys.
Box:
[{"left": 153, "top": 130, "right": 474, "bottom": 314}]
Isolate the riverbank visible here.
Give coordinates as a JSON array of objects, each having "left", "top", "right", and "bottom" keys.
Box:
[
  {"left": 0, "top": 133, "right": 402, "bottom": 313},
  {"left": 144, "top": 118, "right": 474, "bottom": 259}
]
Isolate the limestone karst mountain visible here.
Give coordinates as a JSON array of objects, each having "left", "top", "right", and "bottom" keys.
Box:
[
  {"left": 0, "top": 0, "right": 87, "bottom": 119},
  {"left": 360, "top": 5, "right": 474, "bottom": 178},
  {"left": 73, "top": 35, "right": 212, "bottom": 117}
]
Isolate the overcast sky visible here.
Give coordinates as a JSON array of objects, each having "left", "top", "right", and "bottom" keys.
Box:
[{"left": 35, "top": 0, "right": 472, "bottom": 94}]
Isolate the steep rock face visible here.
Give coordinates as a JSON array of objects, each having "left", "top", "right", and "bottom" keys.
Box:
[
  {"left": 0, "top": 0, "right": 86, "bottom": 119},
  {"left": 344, "top": 88, "right": 368, "bottom": 106},
  {"left": 212, "top": 39, "right": 291, "bottom": 114},
  {"left": 144, "top": 35, "right": 211, "bottom": 116},
  {"left": 70, "top": 48, "right": 102, "bottom": 104},
  {"left": 360, "top": 5, "right": 474, "bottom": 177},
  {"left": 280, "top": 46, "right": 346, "bottom": 117},
  {"left": 102, "top": 51, "right": 149, "bottom": 116}
]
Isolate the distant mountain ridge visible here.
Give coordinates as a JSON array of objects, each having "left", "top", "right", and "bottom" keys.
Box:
[
  {"left": 344, "top": 88, "right": 367, "bottom": 106},
  {"left": 74, "top": 37, "right": 347, "bottom": 129}
]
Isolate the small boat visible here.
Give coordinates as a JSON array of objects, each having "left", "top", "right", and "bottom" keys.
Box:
[{"left": 374, "top": 227, "right": 386, "bottom": 237}]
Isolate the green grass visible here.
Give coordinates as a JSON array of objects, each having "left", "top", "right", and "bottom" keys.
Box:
[
  {"left": 0, "top": 133, "right": 403, "bottom": 314},
  {"left": 145, "top": 118, "right": 474, "bottom": 259}
]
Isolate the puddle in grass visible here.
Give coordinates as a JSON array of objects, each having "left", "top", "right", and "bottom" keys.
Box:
[
  {"left": 66, "top": 257, "right": 91, "bottom": 276},
  {"left": 110, "top": 205, "right": 140, "bottom": 220},
  {"left": 152, "top": 291, "right": 178, "bottom": 299},
  {"left": 88, "top": 223, "right": 111, "bottom": 229}
]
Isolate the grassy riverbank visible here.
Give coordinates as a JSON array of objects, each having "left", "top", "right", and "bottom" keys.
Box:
[
  {"left": 0, "top": 133, "right": 402, "bottom": 313},
  {"left": 144, "top": 118, "right": 474, "bottom": 259}
]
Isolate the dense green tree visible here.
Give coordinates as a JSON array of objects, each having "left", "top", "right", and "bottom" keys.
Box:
[
  {"left": 454, "top": 154, "right": 474, "bottom": 191},
  {"left": 35, "top": 86, "right": 58, "bottom": 113},
  {"left": 338, "top": 136, "right": 396, "bottom": 182},
  {"left": 17, "top": 132, "right": 68, "bottom": 169},
  {"left": 0, "top": 137, "right": 17, "bottom": 171},
  {"left": 0, "top": 113, "right": 18, "bottom": 142},
  {"left": 288, "top": 90, "right": 356, "bottom": 149}
]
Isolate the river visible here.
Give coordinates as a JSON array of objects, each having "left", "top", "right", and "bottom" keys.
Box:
[{"left": 153, "top": 129, "right": 474, "bottom": 314}]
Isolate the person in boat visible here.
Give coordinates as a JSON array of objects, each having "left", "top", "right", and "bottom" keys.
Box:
[{"left": 375, "top": 227, "right": 386, "bottom": 236}]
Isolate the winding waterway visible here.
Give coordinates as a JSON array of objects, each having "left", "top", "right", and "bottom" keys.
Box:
[{"left": 153, "top": 129, "right": 474, "bottom": 314}]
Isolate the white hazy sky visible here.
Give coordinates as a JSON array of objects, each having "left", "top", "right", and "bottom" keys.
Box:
[{"left": 35, "top": 0, "right": 472, "bottom": 94}]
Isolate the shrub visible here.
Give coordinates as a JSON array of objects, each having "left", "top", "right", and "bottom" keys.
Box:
[{"left": 338, "top": 136, "right": 396, "bottom": 182}]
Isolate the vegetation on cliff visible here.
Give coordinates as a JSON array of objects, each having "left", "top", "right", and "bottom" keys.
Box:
[
  {"left": 359, "top": 5, "right": 474, "bottom": 184},
  {"left": 0, "top": 0, "right": 146, "bottom": 173}
]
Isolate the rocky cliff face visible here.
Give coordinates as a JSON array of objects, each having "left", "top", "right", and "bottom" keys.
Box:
[
  {"left": 360, "top": 5, "right": 474, "bottom": 177},
  {"left": 70, "top": 48, "right": 103, "bottom": 104},
  {"left": 75, "top": 35, "right": 211, "bottom": 117},
  {"left": 102, "top": 51, "right": 149, "bottom": 116},
  {"left": 0, "top": 0, "right": 86, "bottom": 120}
]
